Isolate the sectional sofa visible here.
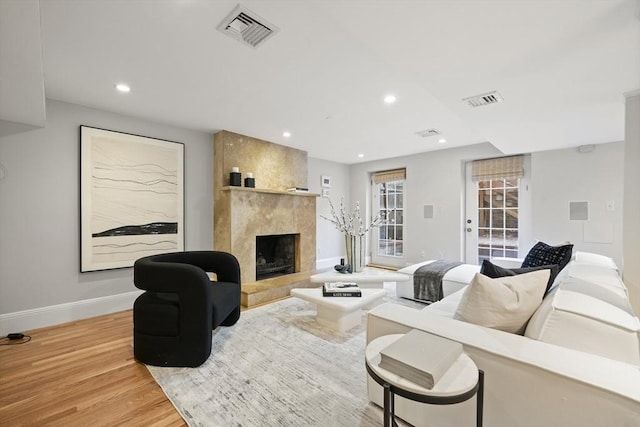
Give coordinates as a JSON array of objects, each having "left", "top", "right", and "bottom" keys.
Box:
[{"left": 366, "top": 252, "right": 640, "bottom": 427}]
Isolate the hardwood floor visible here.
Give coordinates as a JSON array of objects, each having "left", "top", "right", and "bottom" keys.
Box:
[{"left": 0, "top": 310, "right": 185, "bottom": 426}]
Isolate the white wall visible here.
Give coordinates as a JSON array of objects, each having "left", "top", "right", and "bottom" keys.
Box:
[
  {"left": 308, "top": 157, "right": 351, "bottom": 268},
  {"left": 349, "top": 143, "right": 502, "bottom": 266},
  {"left": 530, "top": 142, "right": 625, "bottom": 267},
  {"left": 345, "top": 142, "right": 626, "bottom": 269},
  {"left": 0, "top": 98, "right": 630, "bottom": 332},
  {"left": 624, "top": 92, "right": 640, "bottom": 313},
  {"left": 0, "top": 100, "right": 213, "bottom": 331}
]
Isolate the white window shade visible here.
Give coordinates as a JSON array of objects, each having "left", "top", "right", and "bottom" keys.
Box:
[
  {"left": 373, "top": 168, "right": 406, "bottom": 184},
  {"left": 472, "top": 155, "right": 524, "bottom": 182}
]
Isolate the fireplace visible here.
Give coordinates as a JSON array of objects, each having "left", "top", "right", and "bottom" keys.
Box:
[
  {"left": 213, "top": 130, "right": 318, "bottom": 285},
  {"left": 256, "top": 234, "right": 298, "bottom": 280}
]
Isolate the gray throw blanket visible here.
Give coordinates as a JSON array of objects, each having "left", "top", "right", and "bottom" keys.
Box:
[{"left": 414, "top": 260, "right": 463, "bottom": 302}]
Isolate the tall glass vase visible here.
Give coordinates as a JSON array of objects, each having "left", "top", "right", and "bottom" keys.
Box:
[{"left": 345, "top": 234, "right": 365, "bottom": 273}]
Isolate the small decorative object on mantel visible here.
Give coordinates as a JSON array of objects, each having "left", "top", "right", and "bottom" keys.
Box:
[
  {"left": 244, "top": 172, "right": 255, "bottom": 188},
  {"left": 287, "top": 187, "right": 309, "bottom": 193},
  {"left": 230, "top": 167, "right": 242, "bottom": 186},
  {"left": 321, "top": 197, "right": 387, "bottom": 273}
]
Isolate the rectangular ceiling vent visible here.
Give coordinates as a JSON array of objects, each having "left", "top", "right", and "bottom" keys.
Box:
[
  {"left": 217, "top": 5, "right": 279, "bottom": 49},
  {"left": 415, "top": 129, "right": 441, "bottom": 138},
  {"left": 463, "top": 91, "right": 504, "bottom": 108}
]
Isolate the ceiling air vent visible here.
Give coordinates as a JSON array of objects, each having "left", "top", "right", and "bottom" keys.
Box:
[
  {"left": 463, "top": 91, "right": 504, "bottom": 108},
  {"left": 415, "top": 129, "right": 441, "bottom": 138},
  {"left": 217, "top": 5, "right": 279, "bottom": 49}
]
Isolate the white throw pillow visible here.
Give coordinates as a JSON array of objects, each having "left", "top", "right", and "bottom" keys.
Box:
[{"left": 453, "top": 270, "right": 550, "bottom": 334}]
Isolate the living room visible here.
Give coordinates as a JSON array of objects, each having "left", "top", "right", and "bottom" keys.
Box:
[{"left": 1, "top": 1, "right": 639, "bottom": 425}]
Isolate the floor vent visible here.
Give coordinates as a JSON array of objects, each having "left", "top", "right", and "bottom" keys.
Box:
[
  {"left": 217, "top": 5, "right": 279, "bottom": 49},
  {"left": 463, "top": 91, "right": 504, "bottom": 107},
  {"left": 415, "top": 129, "right": 441, "bottom": 138}
]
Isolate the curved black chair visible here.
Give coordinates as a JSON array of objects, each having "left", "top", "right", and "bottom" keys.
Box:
[{"left": 133, "top": 251, "right": 241, "bottom": 367}]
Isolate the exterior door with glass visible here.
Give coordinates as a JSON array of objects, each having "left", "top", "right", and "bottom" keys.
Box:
[
  {"left": 371, "top": 169, "right": 406, "bottom": 268},
  {"left": 464, "top": 156, "right": 531, "bottom": 265}
]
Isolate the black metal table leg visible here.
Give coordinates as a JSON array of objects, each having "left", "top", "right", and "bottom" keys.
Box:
[
  {"left": 477, "top": 370, "right": 484, "bottom": 427},
  {"left": 383, "top": 383, "right": 399, "bottom": 427},
  {"left": 383, "top": 383, "right": 392, "bottom": 427}
]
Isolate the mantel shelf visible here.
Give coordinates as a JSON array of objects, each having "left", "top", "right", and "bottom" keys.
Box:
[{"left": 221, "top": 186, "right": 320, "bottom": 197}]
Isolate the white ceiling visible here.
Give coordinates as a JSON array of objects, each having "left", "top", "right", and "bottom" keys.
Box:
[{"left": 2, "top": 0, "right": 639, "bottom": 164}]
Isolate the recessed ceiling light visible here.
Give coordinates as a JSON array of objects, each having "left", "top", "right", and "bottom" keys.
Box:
[
  {"left": 358, "top": 153, "right": 365, "bottom": 158},
  {"left": 438, "top": 138, "right": 447, "bottom": 144},
  {"left": 384, "top": 95, "right": 397, "bottom": 104},
  {"left": 115, "top": 83, "right": 131, "bottom": 93},
  {"left": 282, "top": 131, "right": 291, "bottom": 138}
]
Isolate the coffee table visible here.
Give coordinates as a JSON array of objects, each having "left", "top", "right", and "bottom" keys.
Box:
[
  {"left": 310, "top": 267, "right": 411, "bottom": 289},
  {"left": 290, "top": 287, "right": 386, "bottom": 332}
]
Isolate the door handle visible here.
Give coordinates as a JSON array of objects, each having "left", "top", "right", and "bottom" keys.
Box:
[{"left": 466, "top": 228, "right": 472, "bottom": 232}]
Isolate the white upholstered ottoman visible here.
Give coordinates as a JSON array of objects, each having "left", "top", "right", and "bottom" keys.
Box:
[{"left": 395, "top": 261, "right": 480, "bottom": 301}]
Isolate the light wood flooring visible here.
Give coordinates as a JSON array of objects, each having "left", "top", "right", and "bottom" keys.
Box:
[
  {"left": 0, "top": 310, "right": 185, "bottom": 426},
  {"left": 0, "top": 295, "right": 291, "bottom": 427}
]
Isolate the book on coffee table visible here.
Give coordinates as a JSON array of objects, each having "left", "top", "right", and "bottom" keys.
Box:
[
  {"left": 323, "top": 282, "right": 362, "bottom": 297},
  {"left": 379, "top": 329, "right": 463, "bottom": 389}
]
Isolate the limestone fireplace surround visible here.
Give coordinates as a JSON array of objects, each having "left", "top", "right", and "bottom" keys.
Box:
[{"left": 213, "top": 131, "right": 318, "bottom": 287}]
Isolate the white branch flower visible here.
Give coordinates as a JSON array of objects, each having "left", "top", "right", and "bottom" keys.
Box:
[{"left": 320, "top": 197, "right": 388, "bottom": 237}]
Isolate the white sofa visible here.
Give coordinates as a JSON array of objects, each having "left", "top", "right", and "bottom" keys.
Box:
[{"left": 367, "top": 253, "right": 640, "bottom": 427}]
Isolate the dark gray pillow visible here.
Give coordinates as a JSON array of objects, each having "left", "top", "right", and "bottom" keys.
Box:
[
  {"left": 481, "top": 259, "right": 559, "bottom": 294},
  {"left": 521, "top": 241, "right": 573, "bottom": 272}
]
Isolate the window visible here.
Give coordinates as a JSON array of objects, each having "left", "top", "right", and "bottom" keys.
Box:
[
  {"left": 477, "top": 178, "right": 519, "bottom": 263},
  {"left": 372, "top": 168, "right": 406, "bottom": 263},
  {"left": 377, "top": 179, "right": 404, "bottom": 257}
]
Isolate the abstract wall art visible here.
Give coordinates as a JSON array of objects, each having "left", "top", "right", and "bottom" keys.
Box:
[{"left": 80, "top": 126, "right": 184, "bottom": 272}]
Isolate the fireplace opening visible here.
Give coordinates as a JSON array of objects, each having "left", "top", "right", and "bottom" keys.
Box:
[{"left": 256, "top": 234, "right": 297, "bottom": 281}]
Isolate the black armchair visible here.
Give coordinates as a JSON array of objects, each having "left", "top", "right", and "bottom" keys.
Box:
[{"left": 133, "top": 251, "right": 241, "bottom": 367}]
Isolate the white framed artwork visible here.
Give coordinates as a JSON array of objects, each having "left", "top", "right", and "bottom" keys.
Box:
[{"left": 80, "top": 126, "right": 184, "bottom": 272}]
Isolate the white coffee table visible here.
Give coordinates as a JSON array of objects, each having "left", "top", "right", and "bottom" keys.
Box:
[
  {"left": 290, "top": 287, "right": 386, "bottom": 332},
  {"left": 310, "top": 267, "right": 411, "bottom": 289}
]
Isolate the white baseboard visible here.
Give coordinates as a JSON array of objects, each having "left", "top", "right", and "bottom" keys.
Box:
[
  {"left": 0, "top": 290, "right": 143, "bottom": 335},
  {"left": 316, "top": 256, "right": 342, "bottom": 270}
]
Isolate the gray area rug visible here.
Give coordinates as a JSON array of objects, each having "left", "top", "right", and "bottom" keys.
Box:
[{"left": 147, "top": 290, "right": 424, "bottom": 426}]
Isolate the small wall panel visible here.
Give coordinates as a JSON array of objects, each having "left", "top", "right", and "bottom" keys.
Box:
[
  {"left": 423, "top": 204, "right": 434, "bottom": 219},
  {"left": 569, "top": 201, "right": 589, "bottom": 221}
]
